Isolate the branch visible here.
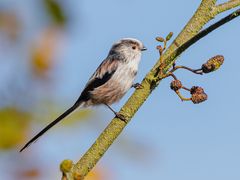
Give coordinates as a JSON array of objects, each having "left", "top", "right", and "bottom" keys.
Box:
[
  {"left": 154, "top": 0, "right": 216, "bottom": 67},
  {"left": 64, "top": 3, "right": 240, "bottom": 180},
  {"left": 213, "top": 0, "right": 240, "bottom": 15},
  {"left": 161, "top": 8, "right": 240, "bottom": 73}
]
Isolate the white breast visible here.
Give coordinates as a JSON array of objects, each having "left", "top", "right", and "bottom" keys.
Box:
[{"left": 112, "top": 54, "right": 141, "bottom": 93}]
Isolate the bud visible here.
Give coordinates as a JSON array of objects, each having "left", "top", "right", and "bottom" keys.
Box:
[
  {"left": 73, "top": 172, "right": 82, "bottom": 180},
  {"left": 166, "top": 32, "right": 173, "bottom": 41},
  {"left": 156, "top": 36, "right": 165, "bottom": 42},
  {"left": 202, "top": 55, "right": 224, "bottom": 73},
  {"left": 156, "top": 45, "right": 163, "bottom": 52},
  {"left": 60, "top": 159, "right": 73, "bottom": 173},
  {"left": 190, "top": 86, "right": 208, "bottom": 104},
  {"left": 170, "top": 80, "right": 182, "bottom": 91}
]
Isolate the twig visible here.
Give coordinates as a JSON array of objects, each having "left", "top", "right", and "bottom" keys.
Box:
[
  {"left": 170, "top": 65, "right": 203, "bottom": 75},
  {"left": 161, "top": 8, "right": 240, "bottom": 73},
  {"left": 175, "top": 90, "right": 191, "bottom": 101},
  {"left": 182, "top": 86, "right": 191, "bottom": 91},
  {"left": 213, "top": 0, "right": 240, "bottom": 14}
]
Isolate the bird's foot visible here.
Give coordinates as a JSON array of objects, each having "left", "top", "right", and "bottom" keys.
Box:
[
  {"left": 114, "top": 112, "right": 127, "bottom": 123},
  {"left": 132, "top": 83, "right": 143, "bottom": 89}
]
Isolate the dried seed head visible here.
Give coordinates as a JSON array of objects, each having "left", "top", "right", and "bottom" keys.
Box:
[
  {"left": 166, "top": 32, "right": 173, "bottom": 41},
  {"left": 191, "top": 92, "right": 208, "bottom": 104},
  {"left": 190, "top": 86, "right": 208, "bottom": 104},
  {"left": 156, "top": 36, "right": 165, "bottom": 42},
  {"left": 202, "top": 55, "right": 224, "bottom": 73},
  {"left": 190, "top": 86, "right": 204, "bottom": 94},
  {"left": 60, "top": 159, "right": 73, "bottom": 173},
  {"left": 170, "top": 80, "right": 182, "bottom": 91}
]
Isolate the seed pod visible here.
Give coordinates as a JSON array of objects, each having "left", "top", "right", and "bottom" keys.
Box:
[
  {"left": 170, "top": 80, "right": 182, "bottom": 91},
  {"left": 60, "top": 159, "right": 73, "bottom": 173},
  {"left": 191, "top": 92, "right": 208, "bottom": 104},
  {"left": 190, "top": 86, "right": 204, "bottom": 95},
  {"left": 156, "top": 37, "right": 165, "bottom": 42},
  {"left": 190, "top": 86, "right": 208, "bottom": 104},
  {"left": 202, "top": 55, "right": 224, "bottom": 73},
  {"left": 166, "top": 32, "right": 173, "bottom": 41}
]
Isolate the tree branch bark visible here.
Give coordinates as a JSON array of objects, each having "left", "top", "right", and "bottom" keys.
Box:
[
  {"left": 63, "top": 1, "right": 240, "bottom": 179},
  {"left": 213, "top": 0, "right": 240, "bottom": 14}
]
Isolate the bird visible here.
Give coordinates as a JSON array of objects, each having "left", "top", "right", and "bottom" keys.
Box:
[{"left": 20, "top": 38, "right": 147, "bottom": 152}]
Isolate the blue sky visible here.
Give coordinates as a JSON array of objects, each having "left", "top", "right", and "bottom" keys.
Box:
[{"left": 0, "top": 1, "right": 240, "bottom": 180}]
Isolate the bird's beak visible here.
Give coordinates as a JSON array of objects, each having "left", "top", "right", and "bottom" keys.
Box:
[{"left": 141, "top": 46, "right": 147, "bottom": 51}]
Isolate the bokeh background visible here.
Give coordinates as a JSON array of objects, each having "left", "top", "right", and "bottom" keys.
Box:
[{"left": 0, "top": 0, "right": 239, "bottom": 179}]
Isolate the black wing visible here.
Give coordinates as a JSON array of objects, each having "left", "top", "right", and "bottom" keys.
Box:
[
  {"left": 20, "top": 58, "right": 119, "bottom": 152},
  {"left": 77, "top": 58, "right": 119, "bottom": 102}
]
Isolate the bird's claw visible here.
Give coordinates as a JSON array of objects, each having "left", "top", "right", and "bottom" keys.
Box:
[
  {"left": 132, "top": 83, "right": 143, "bottom": 89},
  {"left": 115, "top": 113, "right": 127, "bottom": 123}
]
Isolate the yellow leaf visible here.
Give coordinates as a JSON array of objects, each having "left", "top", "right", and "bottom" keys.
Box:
[{"left": 0, "top": 107, "right": 31, "bottom": 149}]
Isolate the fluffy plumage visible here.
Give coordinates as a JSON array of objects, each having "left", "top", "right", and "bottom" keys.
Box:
[{"left": 20, "top": 38, "right": 146, "bottom": 152}]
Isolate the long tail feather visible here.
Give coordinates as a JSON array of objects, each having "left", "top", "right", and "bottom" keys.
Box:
[{"left": 20, "top": 101, "right": 82, "bottom": 152}]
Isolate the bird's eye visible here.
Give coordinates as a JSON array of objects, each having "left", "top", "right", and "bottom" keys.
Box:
[{"left": 132, "top": 46, "right": 136, "bottom": 50}]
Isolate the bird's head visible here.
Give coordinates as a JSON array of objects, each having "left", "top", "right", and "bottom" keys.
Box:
[{"left": 109, "top": 38, "right": 147, "bottom": 61}]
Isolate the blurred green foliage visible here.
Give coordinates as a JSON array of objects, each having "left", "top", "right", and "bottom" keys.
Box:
[
  {"left": 0, "top": 108, "right": 31, "bottom": 149},
  {"left": 43, "top": 0, "right": 67, "bottom": 25}
]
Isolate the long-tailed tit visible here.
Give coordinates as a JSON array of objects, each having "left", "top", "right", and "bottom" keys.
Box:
[{"left": 20, "top": 38, "right": 147, "bottom": 152}]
